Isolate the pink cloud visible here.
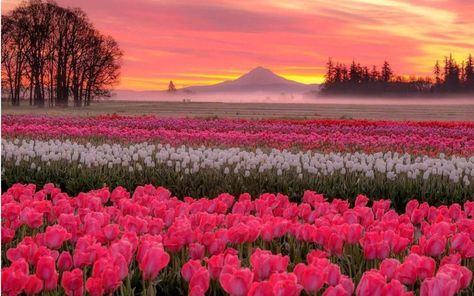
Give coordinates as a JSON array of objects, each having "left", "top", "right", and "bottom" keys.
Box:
[{"left": 3, "top": 0, "right": 473, "bottom": 90}]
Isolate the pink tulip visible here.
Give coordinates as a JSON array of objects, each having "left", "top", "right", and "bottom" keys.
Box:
[
  {"left": 138, "top": 246, "right": 170, "bottom": 280},
  {"left": 102, "top": 224, "right": 120, "bottom": 241},
  {"left": 420, "top": 273, "right": 458, "bottom": 296},
  {"left": 380, "top": 258, "right": 401, "bottom": 281},
  {"left": 36, "top": 256, "right": 57, "bottom": 287},
  {"left": 219, "top": 266, "right": 254, "bottom": 296},
  {"left": 181, "top": 259, "right": 202, "bottom": 282},
  {"left": 61, "top": 268, "right": 84, "bottom": 296},
  {"left": 57, "top": 251, "right": 73, "bottom": 271},
  {"left": 24, "top": 275, "right": 43, "bottom": 295},
  {"left": 189, "top": 267, "right": 210, "bottom": 294},
  {"left": 248, "top": 281, "right": 273, "bottom": 296},
  {"left": 422, "top": 234, "right": 446, "bottom": 257},
  {"left": 44, "top": 225, "right": 71, "bottom": 249},
  {"left": 356, "top": 270, "right": 386, "bottom": 296},
  {"left": 85, "top": 277, "right": 104, "bottom": 296},
  {"left": 295, "top": 264, "right": 326, "bottom": 294}
]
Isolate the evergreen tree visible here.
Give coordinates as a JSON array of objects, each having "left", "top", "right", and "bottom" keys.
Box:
[
  {"left": 434, "top": 60, "right": 442, "bottom": 85},
  {"left": 370, "top": 65, "right": 379, "bottom": 82},
  {"left": 168, "top": 80, "right": 176, "bottom": 92},
  {"left": 444, "top": 54, "right": 460, "bottom": 90},
  {"left": 465, "top": 54, "right": 474, "bottom": 89},
  {"left": 325, "top": 57, "right": 335, "bottom": 84},
  {"left": 349, "top": 60, "right": 360, "bottom": 84},
  {"left": 381, "top": 61, "right": 393, "bottom": 83}
]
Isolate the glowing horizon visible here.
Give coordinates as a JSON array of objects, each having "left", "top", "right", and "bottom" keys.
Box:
[{"left": 2, "top": 0, "right": 474, "bottom": 91}]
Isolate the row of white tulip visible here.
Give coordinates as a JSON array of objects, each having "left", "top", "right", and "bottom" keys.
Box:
[{"left": 2, "top": 138, "right": 473, "bottom": 186}]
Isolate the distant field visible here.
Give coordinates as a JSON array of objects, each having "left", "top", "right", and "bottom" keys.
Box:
[{"left": 2, "top": 100, "right": 474, "bottom": 121}]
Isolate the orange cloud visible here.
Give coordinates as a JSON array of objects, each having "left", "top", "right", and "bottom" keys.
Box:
[{"left": 3, "top": 0, "right": 473, "bottom": 90}]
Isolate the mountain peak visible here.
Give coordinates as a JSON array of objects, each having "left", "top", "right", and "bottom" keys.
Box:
[
  {"left": 247, "top": 66, "right": 273, "bottom": 74},
  {"left": 182, "top": 66, "right": 319, "bottom": 93},
  {"left": 235, "top": 66, "right": 294, "bottom": 85}
]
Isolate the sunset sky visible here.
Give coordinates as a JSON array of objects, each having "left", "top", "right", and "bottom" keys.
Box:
[{"left": 2, "top": 0, "right": 474, "bottom": 90}]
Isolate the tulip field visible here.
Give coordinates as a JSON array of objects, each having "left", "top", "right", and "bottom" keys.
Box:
[
  {"left": 1, "top": 114, "right": 474, "bottom": 296},
  {"left": 1, "top": 115, "right": 473, "bottom": 206}
]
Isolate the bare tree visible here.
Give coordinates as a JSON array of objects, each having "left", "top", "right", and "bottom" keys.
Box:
[{"left": 1, "top": 0, "right": 122, "bottom": 107}]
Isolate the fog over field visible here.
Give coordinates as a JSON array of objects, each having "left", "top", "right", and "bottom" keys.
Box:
[
  {"left": 113, "top": 66, "right": 474, "bottom": 105},
  {"left": 113, "top": 89, "right": 474, "bottom": 106}
]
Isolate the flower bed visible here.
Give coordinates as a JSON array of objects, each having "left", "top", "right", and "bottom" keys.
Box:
[
  {"left": 2, "top": 183, "right": 473, "bottom": 295},
  {"left": 2, "top": 139, "right": 472, "bottom": 207},
  {"left": 3, "top": 115, "right": 473, "bottom": 156}
]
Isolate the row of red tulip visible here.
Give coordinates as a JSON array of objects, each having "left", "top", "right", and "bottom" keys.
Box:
[
  {"left": 3, "top": 115, "right": 473, "bottom": 155},
  {"left": 2, "top": 183, "right": 473, "bottom": 295}
]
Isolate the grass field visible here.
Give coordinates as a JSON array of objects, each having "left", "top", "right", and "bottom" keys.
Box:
[{"left": 2, "top": 100, "right": 474, "bottom": 120}]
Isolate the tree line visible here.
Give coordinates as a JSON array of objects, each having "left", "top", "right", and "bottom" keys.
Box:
[
  {"left": 1, "top": 0, "right": 122, "bottom": 107},
  {"left": 321, "top": 54, "right": 474, "bottom": 95}
]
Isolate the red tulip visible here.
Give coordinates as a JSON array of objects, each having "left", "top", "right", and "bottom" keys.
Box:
[
  {"left": 189, "top": 267, "right": 210, "bottom": 294},
  {"left": 422, "top": 234, "right": 446, "bottom": 257},
  {"left": 326, "top": 232, "right": 345, "bottom": 256},
  {"left": 57, "top": 251, "right": 73, "bottom": 271},
  {"left": 417, "top": 256, "right": 436, "bottom": 280},
  {"left": 61, "top": 268, "right": 84, "bottom": 296},
  {"left": 356, "top": 270, "right": 386, "bottom": 296},
  {"left": 248, "top": 281, "right": 274, "bottom": 296},
  {"left": 437, "top": 264, "right": 473, "bottom": 291},
  {"left": 101, "top": 267, "right": 122, "bottom": 293},
  {"left": 85, "top": 277, "right": 104, "bottom": 296},
  {"left": 355, "top": 195, "right": 369, "bottom": 207},
  {"left": 296, "top": 264, "right": 326, "bottom": 294},
  {"left": 381, "top": 279, "right": 409, "bottom": 296},
  {"left": 138, "top": 245, "right": 170, "bottom": 280},
  {"left": 207, "top": 251, "right": 240, "bottom": 279},
  {"left": 326, "top": 264, "right": 341, "bottom": 286},
  {"left": 10, "top": 258, "right": 29, "bottom": 274},
  {"left": 219, "top": 266, "right": 253, "bottom": 296},
  {"left": 323, "top": 285, "right": 350, "bottom": 296},
  {"left": 250, "top": 248, "right": 289, "bottom": 281},
  {"left": 24, "top": 275, "right": 43, "bottom": 295},
  {"left": 3, "top": 203, "right": 21, "bottom": 221},
  {"left": 227, "top": 224, "right": 250, "bottom": 244},
  {"left": 188, "top": 243, "right": 205, "bottom": 260},
  {"left": 450, "top": 233, "right": 472, "bottom": 256},
  {"left": 44, "top": 225, "right": 71, "bottom": 249},
  {"left": 2, "top": 266, "right": 28, "bottom": 295},
  {"left": 339, "top": 275, "right": 355, "bottom": 295},
  {"left": 360, "top": 232, "right": 390, "bottom": 260},
  {"left": 102, "top": 224, "right": 120, "bottom": 241},
  {"left": 2, "top": 226, "right": 16, "bottom": 244},
  {"left": 391, "top": 234, "right": 410, "bottom": 254},
  {"left": 420, "top": 273, "right": 457, "bottom": 296},
  {"left": 36, "top": 256, "right": 57, "bottom": 282},
  {"left": 440, "top": 253, "right": 462, "bottom": 266},
  {"left": 396, "top": 261, "right": 417, "bottom": 286},
  {"left": 344, "top": 223, "right": 363, "bottom": 244},
  {"left": 181, "top": 259, "right": 202, "bottom": 282},
  {"left": 271, "top": 274, "right": 302, "bottom": 296},
  {"left": 380, "top": 259, "right": 401, "bottom": 281}
]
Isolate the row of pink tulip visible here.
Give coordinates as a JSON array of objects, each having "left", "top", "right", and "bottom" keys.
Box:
[
  {"left": 3, "top": 115, "right": 473, "bottom": 155},
  {"left": 2, "top": 183, "right": 473, "bottom": 295}
]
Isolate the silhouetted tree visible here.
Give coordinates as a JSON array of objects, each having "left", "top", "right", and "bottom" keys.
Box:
[
  {"left": 465, "top": 54, "right": 474, "bottom": 90},
  {"left": 1, "top": 0, "right": 122, "bottom": 107},
  {"left": 434, "top": 61, "right": 442, "bottom": 85},
  {"left": 381, "top": 61, "right": 393, "bottom": 83},
  {"left": 321, "top": 55, "right": 473, "bottom": 96},
  {"left": 442, "top": 54, "right": 461, "bottom": 91},
  {"left": 324, "top": 58, "right": 335, "bottom": 83},
  {"left": 168, "top": 80, "right": 176, "bottom": 92},
  {"left": 370, "top": 65, "right": 379, "bottom": 82}
]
